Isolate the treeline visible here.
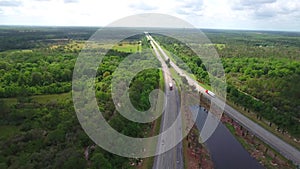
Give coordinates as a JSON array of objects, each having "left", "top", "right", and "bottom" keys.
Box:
[
  {"left": 0, "top": 26, "right": 97, "bottom": 51},
  {"left": 203, "top": 29, "right": 300, "bottom": 48}
]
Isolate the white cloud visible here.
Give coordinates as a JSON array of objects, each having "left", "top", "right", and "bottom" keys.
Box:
[
  {"left": 0, "top": 0, "right": 22, "bottom": 7},
  {"left": 240, "top": 0, "right": 276, "bottom": 6},
  {"left": 129, "top": 1, "right": 157, "bottom": 11},
  {"left": 0, "top": 0, "right": 299, "bottom": 31},
  {"left": 174, "top": 0, "right": 204, "bottom": 16},
  {"left": 63, "top": 0, "right": 79, "bottom": 3}
]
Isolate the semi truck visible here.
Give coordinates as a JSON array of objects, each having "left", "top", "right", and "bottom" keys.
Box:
[
  {"left": 205, "top": 90, "right": 215, "bottom": 97},
  {"left": 169, "top": 83, "right": 173, "bottom": 90}
]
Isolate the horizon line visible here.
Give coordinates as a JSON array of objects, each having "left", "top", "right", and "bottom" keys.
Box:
[{"left": 0, "top": 24, "right": 299, "bottom": 33}]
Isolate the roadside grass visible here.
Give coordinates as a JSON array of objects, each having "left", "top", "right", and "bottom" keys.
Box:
[
  {"left": 140, "top": 155, "right": 154, "bottom": 169},
  {"left": 155, "top": 69, "right": 165, "bottom": 121},
  {"left": 158, "top": 70, "right": 165, "bottom": 92},
  {"left": 225, "top": 123, "right": 235, "bottom": 133},
  {"left": 159, "top": 45, "right": 176, "bottom": 63},
  {"left": 169, "top": 68, "right": 182, "bottom": 88},
  {"left": 225, "top": 123, "right": 251, "bottom": 150},
  {"left": 194, "top": 77, "right": 212, "bottom": 91}
]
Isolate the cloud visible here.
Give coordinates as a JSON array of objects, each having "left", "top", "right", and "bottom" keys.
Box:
[
  {"left": 129, "top": 1, "right": 157, "bottom": 11},
  {"left": 254, "top": 8, "right": 277, "bottom": 18},
  {"left": 230, "top": 0, "right": 300, "bottom": 20},
  {"left": 278, "top": 1, "right": 300, "bottom": 15},
  {"left": 34, "top": 0, "right": 52, "bottom": 1},
  {"left": 64, "top": 0, "right": 79, "bottom": 3},
  {"left": 231, "top": 0, "right": 276, "bottom": 10},
  {"left": 175, "top": 0, "right": 204, "bottom": 16},
  {"left": 0, "top": 0, "right": 22, "bottom": 7},
  {"left": 32, "top": 0, "right": 79, "bottom": 3},
  {"left": 176, "top": 9, "right": 190, "bottom": 15},
  {"left": 181, "top": 0, "right": 203, "bottom": 10},
  {"left": 240, "top": 0, "right": 276, "bottom": 6}
]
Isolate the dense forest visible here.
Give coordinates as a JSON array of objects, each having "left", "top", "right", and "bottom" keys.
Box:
[
  {"left": 152, "top": 30, "right": 300, "bottom": 138},
  {"left": 0, "top": 27, "right": 160, "bottom": 168}
]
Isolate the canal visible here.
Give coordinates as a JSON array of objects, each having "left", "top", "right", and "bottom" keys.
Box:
[{"left": 191, "top": 106, "right": 264, "bottom": 169}]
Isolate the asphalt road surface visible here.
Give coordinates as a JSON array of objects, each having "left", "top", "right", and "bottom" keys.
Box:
[
  {"left": 147, "top": 34, "right": 184, "bottom": 169},
  {"left": 147, "top": 34, "right": 300, "bottom": 166}
]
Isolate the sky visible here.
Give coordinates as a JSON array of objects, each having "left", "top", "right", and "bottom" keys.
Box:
[{"left": 0, "top": 0, "right": 299, "bottom": 31}]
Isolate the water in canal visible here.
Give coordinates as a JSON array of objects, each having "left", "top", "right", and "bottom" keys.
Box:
[{"left": 190, "top": 106, "right": 264, "bottom": 169}]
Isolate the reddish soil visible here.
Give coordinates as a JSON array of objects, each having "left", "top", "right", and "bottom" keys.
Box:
[{"left": 185, "top": 127, "right": 214, "bottom": 169}]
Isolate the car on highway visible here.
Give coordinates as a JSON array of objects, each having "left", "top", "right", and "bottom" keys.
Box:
[{"left": 169, "top": 83, "right": 173, "bottom": 90}]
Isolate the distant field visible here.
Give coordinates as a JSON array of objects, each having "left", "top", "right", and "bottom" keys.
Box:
[{"left": 113, "top": 43, "right": 141, "bottom": 53}]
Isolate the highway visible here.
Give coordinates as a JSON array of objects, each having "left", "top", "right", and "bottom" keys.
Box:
[
  {"left": 147, "top": 34, "right": 184, "bottom": 169},
  {"left": 147, "top": 34, "right": 300, "bottom": 166}
]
